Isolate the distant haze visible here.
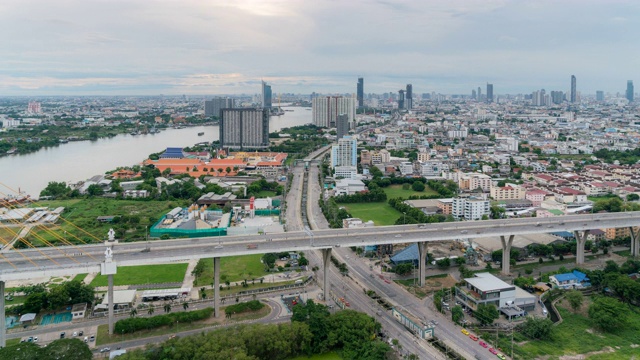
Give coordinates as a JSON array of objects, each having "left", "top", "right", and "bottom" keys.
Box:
[{"left": 0, "top": 0, "right": 638, "bottom": 95}]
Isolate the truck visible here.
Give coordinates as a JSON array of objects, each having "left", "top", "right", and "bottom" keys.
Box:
[{"left": 247, "top": 244, "right": 258, "bottom": 249}]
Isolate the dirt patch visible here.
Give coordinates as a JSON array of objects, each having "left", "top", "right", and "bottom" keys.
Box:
[
  {"left": 558, "top": 346, "right": 615, "bottom": 359},
  {"left": 420, "top": 274, "right": 458, "bottom": 293}
]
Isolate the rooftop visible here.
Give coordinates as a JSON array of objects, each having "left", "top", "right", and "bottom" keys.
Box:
[{"left": 465, "top": 272, "right": 514, "bottom": 292}]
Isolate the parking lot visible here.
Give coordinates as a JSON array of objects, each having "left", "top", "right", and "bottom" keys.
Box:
[{"left": 19, "top": 325, "right": 99, "bottom": 348}]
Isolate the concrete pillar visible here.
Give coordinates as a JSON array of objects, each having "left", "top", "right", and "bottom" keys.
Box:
[
  {"left": 108, "top": 274, "right": 114, "bottom": 335},
  {"left": 630, "top": 227, "right": 640, "bottom": 258},
  {"left": 574, "top": 230, "right": 590, "bottom": 265},
  {"left": 417, "top": 242, "right": 428, "bottom": 286},
  {"left": 322, "top": 248, "right": 332, "bottom": 302},
  {"left": 500, "top": 235, "right": 514, "bottom": 276},
  {"left": 213, "top": 257, "right": 220, "bottom": 318},
  {"left": 0, "top": 281, "right": 5, "bottom": 348}
]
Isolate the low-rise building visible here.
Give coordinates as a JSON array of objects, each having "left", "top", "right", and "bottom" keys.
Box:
[
  {"left": 452, "top": 197, "right": 490, "bottom": 220},
  {"left": 455, "top": 273, "right": 535, "bottom": 319},
  {"left": 334, "top": 179, "right": 366, "bottom": 196}
]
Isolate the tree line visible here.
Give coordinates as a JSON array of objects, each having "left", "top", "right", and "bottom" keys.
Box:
[{"left": 10, "top": 280, "right": 94, "bottom": 315}]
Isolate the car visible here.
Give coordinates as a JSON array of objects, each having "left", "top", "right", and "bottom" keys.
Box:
[
  {"left": 479, "top": 341, "right": 488, "bottom": 348},
  {"left": 214, "top": 245, "right": 223, "bottom": 249},
  {"left": 461, "top": 329, "right": 469, "bottom": 335},
  {"left": 78, "top": 331, "right": 83, "bottom": 336},
  {"left": 469, "top": 334, "right": 478, "bottom": 341},
  {"left": 100, "top": 348, "right": 111, "bottom": 353},
  {"left": 169, "top": 335, "right": 177, "bottom": 339},
  {"left": 489, "top": 348, "right": 498, "bottom": 355},
  {"left": 497, "top": 354, "right": 506, "bottom": 360},
  {"left": 60, "top": 332, "right": 66, "bottom": 339},
  {"left": 27, "top": 337, "right": 33, "bottom": 342},
  {"left": 33, "top": 337, "right": 38, "bottom": 342},
  {"left": 89, "top": 335, "right": 95, "bottom": 342},
  {"left": 84, "top": 336, "right": 88, "bottom": 343},
  {"left": 73, "top": 331, "right": 78, "bottom": 337},
  {"left": 20, "top": 339, "right": 26, "bottom": 343}
]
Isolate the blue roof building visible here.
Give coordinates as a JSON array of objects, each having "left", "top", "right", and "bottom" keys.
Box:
[
  {"left": 161, "top": 147, "right": 184, "bottom": 159},
  {"left": 390, "top": 243, "right": 419, "bottom": 266}
]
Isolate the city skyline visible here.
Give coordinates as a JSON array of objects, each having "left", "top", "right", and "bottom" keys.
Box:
[{"left": 0, "top": 0, "right": 639, "bottom": 95}]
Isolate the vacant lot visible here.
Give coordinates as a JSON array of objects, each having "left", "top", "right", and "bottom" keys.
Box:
[
  {"left": 194, "top": 254, "right": 269, "bottom": 286},
  {"left": 91, "top": 263, "right": 188, "bottom": 287},
  {"left": 511, "top": 302, "right": 640, "bottom": 359},
  {"left": 341, "top": 202, "right": 401, "bottom": 226},
  {"left": 24, "top": 198, "right": 188, "bottom": 246},
  {"left": 383, "top": 184, "right": 438, "bottom": 199}
]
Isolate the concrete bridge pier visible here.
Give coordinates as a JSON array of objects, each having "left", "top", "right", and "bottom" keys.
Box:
[
  {"left": 321, "top": 248, "right": 332, "bottom": 302},
  {"left": 500, "top": 235, "right": 515, "bottom": 275},
  {"left": 574, "top": 230, "right": 590, "bottom": 265},
  {"left": 630, "top": 227, "right": 640, "bottom": 257},
  {"left": 417, "top": 242, "right": 428, "bottom": 286},
  {"left": 213, "top": 257, "right": 220, "bottom": 318},
  {"left": 108, "top": 274, "right": 114, "bottom": 335},
  {"left": 0, "top": 281, "right": 5, "bottom": 348}
]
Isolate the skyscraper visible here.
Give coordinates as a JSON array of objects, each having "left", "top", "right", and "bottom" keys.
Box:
[
  {"left": 336, "top": 114, "right": 349, "bottom": 140},
  {"left": 219, "top": 108, "right": 269, "bottom": 149},
  {"left": 357, "top": 77, "right": 364, "bottom": 108},
  {"left": 570, "top": 75, "right": 577, "bottom": 103},
  {"left": 551, "top": 91, "right": 564, "bottom": 105},
  {"left": 471, "top": 89, "right": 477, "bottom": 99},
  {"left": 406, "top": 84, "right": 413, "bottom": 110},
  {"left": 477, "top": 87, "right": 482, "bottom": 101},
  {"left": 205, "top": 97, "right": 234, "bottom": 118},
  {"left": 398, "top": 90, "right": 405, "bottom": 110},
  {"left": 312, "top": 96, "right": 356, "bottom": 128},
  {"left": 596, "top": 91, "right": 604, "bottom": 102},
  {"left": 626, "top": 80, "right": 634, "bottom": 102},
  {"left": 486, "top": 83, "right": 494, "bottom": 103},
  {"left": 261, "top": 80, "right": 272, "bottom": 108}
]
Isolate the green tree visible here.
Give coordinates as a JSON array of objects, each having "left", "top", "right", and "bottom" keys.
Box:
[
  {"left": 40, "top": 181, "right": 72, "bottom": 198},
  {"left": 518, "top": 317, "right": 553, "bottom": 340},
  {"left": 451, "top": 305, "right": 464, "bottom": 324},
  {"left": 86, "top": 184, "right": 104, "bottom": 196},
  {"left": 44, "top": 338, "right": 96, "bottom": 360},
  {"left": 588, "top": 296, "right": 629, "bottom": 332},
  {"left": 565, "top": 290, "right": 584, "bottom": 312},
  {"left": 164, "top": 303, "right": 172, "bottom": 313},
  {"left": 627, "top": 193, "right": 639, "bottom": 201},
  {"left": 394, "top": 263, "right": 414, "bottom": 276},
  {"left": 411, "top": 181, "right": 425, "bottom": 192},
  {"left": 182, "top": 302, "right": 189, "bottom": 311},
  {"left": 23, "top": 291, "right": 48, "bottom": 313},
  {"left": 475, "top": 303, "right": 499, "bottom": 326},
  {"left": 147, "top": 307, "right": 155, "bottom": 316}
]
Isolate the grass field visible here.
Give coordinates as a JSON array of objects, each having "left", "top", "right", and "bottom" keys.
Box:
[
  {"left": 91, "top": 263, "right": 188, "bottom": 287},
  {"left": 513, "top": 302, "right": 640, "bottom": 359},
  {"left": 256, "top": 190, "right": 277, "bottom": 198},
  {"left": 72, "top": 273, "right": 88, "bottom": 282},
  {"left": 203, "top": 279, "right": 298, "bottom": 298},
  {"left": 383, "top": 184, "right": 438, "bottom": 199},
  {"left": 289, "top": 352, "right": 342, "bottom": 360},
  {"left": 5, "top": 339, "right": 20, "bottom": 347},
  {"left": 0, "top": 226, "right": 21, "bottom": 243},
  {"left": 194, "top": 254, "right": 269, "bottom": 286},
  {"left": 24, "top": 198, "right": 189, "bottom": 247},
  {"left": 96, "top": 305, "right": 270, "bottom": 346},
  {"left": 341, "top": 202, "right": 401, "bottom": 226},
  {"left": 587, "top": 194, "right": 620, "bottom": 202}
]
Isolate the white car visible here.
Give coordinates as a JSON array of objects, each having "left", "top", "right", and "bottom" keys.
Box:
[
  {"left": 33, "top": 337, "right": 38, "bottom": 342},
  {"left": 73, "top": 331, "right": 78, "bottom": 337}
]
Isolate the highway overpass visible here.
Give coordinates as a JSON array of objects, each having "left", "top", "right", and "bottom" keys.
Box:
[{"left": 1, "top": 211, "right": 640, "bottom": 346}]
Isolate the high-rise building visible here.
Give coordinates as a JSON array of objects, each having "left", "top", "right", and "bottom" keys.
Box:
[
  {"left": 570, "top": 75, "right": 577, "bottom": 103},
  {"left": 477, "top": 87, "right": 482, "bottom": 101},
  {"left": 596, "top": 91, "right": 604, "bottom": 102},
  {"left": 406, "top": 84, "right": 413, "bottom": 110},
  {"left": 261, "top": 81, "right": 272, "bottom": 108},
  {"left": 336, "top": 114, "right": 350, "bottom": 140},
  {"left": 219, "top": 108, "right": 269, "bottom": 149},
  {"left": 205, "top": 97, "right": 234, "bottom": 118},
  {"left": 626, "top": 80, "right": 634, "bottom": 102},
  {"left": 550, "top": 91, "right": 564, "bottom": 105},
  {"left": 471, "top": 89, "right": 477, "bottom": 99},
  {"left": 486, "top": 83, "right": 494, "bottom": 103},
  {"left": 357, "top": 77, "right": 364, "bottom": 108},
  {"left": 398, "top": 90, "right": 405, "bottom": 109},
  {"left": 330, "top": 136, "right": 357, "bottom": 168},
  {"left": 312, "top": 96, "right": 356, "bottom": 128},
  {"left": 27, "top": 101, "right": 41, "bottom": 114}
]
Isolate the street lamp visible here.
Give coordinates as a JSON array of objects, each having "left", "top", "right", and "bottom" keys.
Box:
[{"left": 403, "top": 212, "right": 406, "bottom": 224}]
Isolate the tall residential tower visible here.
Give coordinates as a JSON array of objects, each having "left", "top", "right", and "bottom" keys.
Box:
[
  {"left": 219, "top": 108, "right": 269, "bottom": 149},
  {"left": 627, "top": 80, "right": 634, "bottom": 102},
  {"left": 261, "top": 81, "right": 272, "bottom": 108},
  {"left": 570, "top": 75, "right": 577, "bottom": 103},
  {"left": 357, "top": 77, "right": 364, "bottom": 108}
]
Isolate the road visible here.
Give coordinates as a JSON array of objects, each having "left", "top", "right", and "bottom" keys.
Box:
[{"left": 2, "top": 209, "right": 638, "bottom": 281}]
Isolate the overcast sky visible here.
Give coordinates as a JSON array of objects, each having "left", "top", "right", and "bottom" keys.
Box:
[{"left": 1, "top": 0, "right": 638, "bottom": 96}]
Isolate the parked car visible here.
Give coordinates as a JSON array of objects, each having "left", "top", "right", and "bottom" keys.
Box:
[
  {"left": 469, "top": 334, "right": 478, "bottom": 341},
  {"left": 497, "top": 354, "right": 506, "bottom": 360},
  {"left": 461, "top": 329, "right": 469, "bottom": 336},
  {"left": 100, "top": 348, "right": 111, "bottom": 353},
  {"left": 60, "top": 332, "right": 66, "bottom": 339},
  {"left": 479, "top": 341, "right": 488, "bottom": 348},
  {"left": 489, "top": 348, "right": 498, "bottom": 355},
  {"left": 89, "top": 335, "right": 95, "bottom": 342},
  {"left": 33, "top": 337, "right": 38, "bottom": 342},
  {"left": 78, "top": 331, "right": 84, "bottom": 336}
]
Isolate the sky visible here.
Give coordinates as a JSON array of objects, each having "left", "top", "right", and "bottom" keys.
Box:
[{"left": 0, "top": 0, "right": 638, "bottom": 96}]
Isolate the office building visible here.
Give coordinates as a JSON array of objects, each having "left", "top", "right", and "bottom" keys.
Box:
[
  {"left": 551, "top": 91, "right": 564, "bottom": 105},
  {"left": 627, "top": 80, "right": 634, "bottom": 102},
  {"left": 486, "top": 83, "right": 494, "bottom": 103},
  {"left": 205, "top": 97, "right": 234, "bottom": 118},
  {"left": 471, "top": 89, "right": 477, "bottom": 99},
  {"left": 261, "top": 81, "right": 272, "bottom": 108},
  {"left": 596, "top": 91, "right": 604, "bottom": 102},
  {"left": 406, "top": 84, "right": 413, "bottom": 110},
  {"left": 398, "top": 90, "right": 405, "bottom": 110},
  {"left": 312, "top": 96, "right": 356, "bottom": 128},
  {"left": 219, "top": 108, "right": 269, "bottom": 149},
  {"left": 570, "top": 75, "right": 577, "bottom": 103},
  {"left": 357, "top": 77, "right": 364, "bottom": 108},
  {"left": 331, "top": 136, "right": 357, "bottom": 168},
  {"left": 477, "top": 87, "right": 482, "bottom": 101},
  {"left": 336, "top": 114, "right": 350, "bottom": 140}
]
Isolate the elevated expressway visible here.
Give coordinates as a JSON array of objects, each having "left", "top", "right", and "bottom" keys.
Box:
[{"left": 1, "top": 212, "right": 640, "bottom": 346}]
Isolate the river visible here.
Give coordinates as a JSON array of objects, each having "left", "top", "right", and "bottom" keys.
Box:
[{"left": 0, "top": 105, "right": 312, "bottom": 197}]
